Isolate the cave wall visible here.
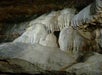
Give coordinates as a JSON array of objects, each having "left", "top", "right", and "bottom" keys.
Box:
[{"left": 0, "top": 0, "right": 94, "bottom": 43}]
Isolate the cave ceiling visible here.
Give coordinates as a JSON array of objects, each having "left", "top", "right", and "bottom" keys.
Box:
[{"left": 0, "top": 0, "right": 94, "bottom": 23}]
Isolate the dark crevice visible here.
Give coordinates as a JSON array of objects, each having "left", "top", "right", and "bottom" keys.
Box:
[
  {"left": 54, "top": 31, "right": 60, "bottom": 41},
  {"left": 54, "top": 31, "right": 60, "bottom": 46}
]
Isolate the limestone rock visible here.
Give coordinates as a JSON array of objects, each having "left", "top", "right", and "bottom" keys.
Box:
[
  {"left": 59, "top": 27, "right": 90, "bottom": 58},
  {"left": 0, "top": 58, "right": 43, "bottom": 74},
  {"left": 96, "top": 29, "right": 102, "bottom": 48},
  {"left": 71, "top": 0, "right": 102, "bottom": 28},
  {"left": 66, "top": 53, "right": 102, "bottom": 75},
  {"left": 29, "top": 8, "right": 75, "bottom": 32},
  {"left": 0, "top": 42, "right": 75, "bottom": 70},
  {"left": 59, "top": 27, "right": 74, "bottom": 52},
  {"left": 14, "top": 23, "right": 48, "bottom": 44},
  {"left": 40, "top": 33, "right": 58, "bottom": 47}
]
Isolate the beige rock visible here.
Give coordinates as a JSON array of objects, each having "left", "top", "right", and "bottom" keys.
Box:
[
  {"left": 66, "top": 53, "right": 102, "bottom": 75},
  {"left": 40, "top": 33, "right": 58, "bottom": 47},
  {"left": 0, "top": 58, "right": 43, "bottom": 74}
]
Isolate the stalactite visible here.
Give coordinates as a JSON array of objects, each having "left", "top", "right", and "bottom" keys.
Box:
[{"left": 29, "top": 8, "right": 75, "bottom": 33}]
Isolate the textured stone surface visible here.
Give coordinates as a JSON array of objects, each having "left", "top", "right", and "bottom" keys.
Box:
[
  {"left": 0, "top": 58, "right": 43, "bottom": 74},
  {"left": 0, "top": 42, "right": 76, "bottom": 70},
  {"left": 66, "top": 53, "right": 102, "bottom": 75},
  {"left": 13, "top": 23, "right": 48, "bottom": 44},
  {"left": 40, "top": 33, "right": 58, "bottom": 47},
  {"left": 71, "top": 0, "right": 102, "bottom": 28},
  {"left": 0, "top": 0, "right": 95, "bottom": 43}
]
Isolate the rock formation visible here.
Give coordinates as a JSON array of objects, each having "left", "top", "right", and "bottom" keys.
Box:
[
  {"left": 0, "top": 58, "right": 43, "bottom": 74},
  {"left": 66, "top": 53, "right": 102, "bottom": 75},
  {"left": 13, "top": 8, "right": 75, "bottom": 46},
  {"left": 14, "top": 23, "right": 48, "bottom": 44},
  {"left": 71, "top": 0, "right": 102, "bottom": 28},
  {"left": 40, "top": 33, "right": 58, "bottom": 47},
  {"left": 0, "top": 42, "right": 75, "bottom": 70},
  {"left": 0, "top": 0, "right": 102, "bottom": 74}
]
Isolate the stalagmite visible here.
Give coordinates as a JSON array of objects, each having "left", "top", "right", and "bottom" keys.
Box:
[
  {"left": 59, "top": 27, "right": 73, "bottom": 52},
  {"left": 39, "top": 33, "right": 58, "bottom": 47},
  {"left": 58, "top": 26, "right": 99, "bottom": 58},
  {"left": 59, "top": 27, "right": 84, "bottom": 58}
]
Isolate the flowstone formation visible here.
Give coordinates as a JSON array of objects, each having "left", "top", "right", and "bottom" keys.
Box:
[{"left": 0, "top": 0, "right": 102, "bottom": 74}]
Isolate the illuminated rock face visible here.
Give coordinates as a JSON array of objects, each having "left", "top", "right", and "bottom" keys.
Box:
[
  {"left": 39, "top": 33, "right": 58, "bottom": 47},
  {"left": 0, "top": 0, "right": 102, "bottom": 74},
  {"left": 58, "top": 0, "right": 102, "bottom": 57},
  {"left": 13, "top": 1, "right": 102, "bottom": 55},
  {"left": 59, "top": 27, "right": 74, "bottom": 52},
  {"left": 13, "top": 0, "right": 102, "bottom": 54},
  {"left": 58, "top": 26, "right": 102, "bottom": 58},
  {"left": 14, "top": 23, "right": 48, "bottom": 44},
  {"left": 0, "top": 42, "right": 75, "bottom": 70},
  {"left": 71, "top": 0, "right": 102, "bottom": 28},
  {"left": 59, "top": 27, "right": 88, "bottom": 58},
  {"left": 29, "top": 8, "right": 75, "bottom": 32},
  {"left": 13, "top": 8, "right": 75, "bottom": 46}
]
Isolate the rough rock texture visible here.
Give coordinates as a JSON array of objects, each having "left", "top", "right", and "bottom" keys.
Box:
[
  {"left": 96, "top": 29, "right": 102, "bottom": 49},
  {"left": 0, "top": 0, "right": 97, "bottom": 43},
  {"left": 13, "top": 8, "right": 75, "bottom": 45},
  {"left": 13, "top": 23, "right": 48, "bottom": 44},
  {"left": 0, "top": 8, "right": 75, "bottom": 43},
  {"left": 29, "top": 8, "right": 75, "bottom": 32},
  {"left": 0, "top": 0, "right": 102, "bottom": 74},
  {"left": 0, "top": 0, "right": 94, "bottom": 43},
  {"left": 66, "top": 53, "right": 102, "bottom": 75},
  {"left": 71, "top": 0, "right": 102, "bottom": 28},
  {"left": 1, "top": 42, "right": 102, "bottom": 75},
  {"left": 0, "top": 42, "right": 76, "bottom": 70},
  {"left": 58, "top": 26, "right": 99, "bottom": 59},
  {"left": 40, "top": 33, "right": 58, "bottom": 47},
  {"left": 0, "top": 58, "right": 43, "bottom": 74}
]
